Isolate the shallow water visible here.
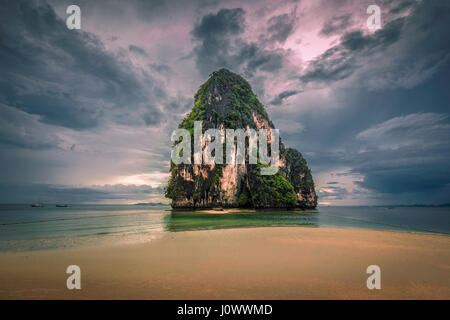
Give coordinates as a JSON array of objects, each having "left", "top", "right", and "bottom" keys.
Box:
[{"left": 0, "top": 204, "right": 448, "bottom": 251}]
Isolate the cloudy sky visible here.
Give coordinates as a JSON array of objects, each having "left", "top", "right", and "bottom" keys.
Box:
[{"left": 0, "top": 0, "right": 449, "bottom": 205}]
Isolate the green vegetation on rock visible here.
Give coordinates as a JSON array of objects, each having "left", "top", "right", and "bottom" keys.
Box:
[
  {"left": 166, "top": 69, "right": 317, "bottom": 209},
  {"left": 248, "top": 163, "right": 298, "bottom": 208}
]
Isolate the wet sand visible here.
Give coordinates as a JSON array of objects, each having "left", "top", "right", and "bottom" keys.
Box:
[{"left": 0, "top": 227, "right": 449, "bottom": 299}]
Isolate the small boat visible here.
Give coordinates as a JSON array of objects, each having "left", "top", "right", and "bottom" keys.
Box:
[
  {"left": 31, "top": 203, "right": 44, "bottom": 207},
  {"left": 56, "top": 204, "right": 68, "bottom": 207}
]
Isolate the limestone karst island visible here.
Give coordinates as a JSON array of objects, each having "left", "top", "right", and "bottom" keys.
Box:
[{"left": 165, "top": 69, "right": 317, "bottom": 209}]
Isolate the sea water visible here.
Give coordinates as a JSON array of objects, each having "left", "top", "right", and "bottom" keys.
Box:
[{"left": 0, "top": 204, "right": 448, "bottom": 251}]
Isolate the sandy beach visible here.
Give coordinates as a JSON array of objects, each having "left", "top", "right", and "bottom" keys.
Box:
[{"left": 0, "top": 227, "right": 449, "bottom": 299}]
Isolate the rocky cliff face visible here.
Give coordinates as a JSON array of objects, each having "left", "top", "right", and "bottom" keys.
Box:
[{"left": 165, "top": 69, "right": 317, "bottom": 209}]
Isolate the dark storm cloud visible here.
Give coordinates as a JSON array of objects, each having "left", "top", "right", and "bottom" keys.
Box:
[
  {"left": 349, "top": 146, "right": 450, "bottom": 200},
  {"left": 236, "top": 42, "right": 283, "bottom": 74},
  {"left": 0, "top": 0, "right": 165, "bottom": 130},
  {"left": 192, "top": 8, "right": 245, "bottom": 40},
  {"left": 301, "top": 17, "right": 404, "bottom": 84},
  {"left": 0, "top": 103, "right": 61, "bottom": 149},
  {"left": 354, "top": 163, "right": 450, "bottom": 194},
  {"left": 0, "top": 183, "right": 164, "bottom": 203},
  {"left": 391, "top": 0, "right": 415, "bottom": 14},
  {"left": 164, "top": 98, "right": 193, "bottom": 113},
  {"left": 351, "top": 113, "right": 450, "bottom": 195},
  {"left": 301, "top": 0, "right": 450, "bottom": 87},
  {"left": 319, "top": 13, "right": 352, "bottom": 37},
  {"left": 266, "top": 9, "right": 297, "bottom": 43},
  {"left": 129, "top": 45, "right": 149, "bottom": 56},
  {"left": 303, "top": 111, "right": 450, "bottom": 202},
  {"left": 149, "top": 63, "right": 173, "bottom": 75},
  {"left": 340, "top": 20, "right": 403, "bottom": 52},
  {"left": 191, "top": 8, "right": 245, "bottom": 75},
  {"left": 300, "top": 50, "right": 356, "bottom": 84},
  {"left": 142, "top": 109, "right": 165, "bottom": 126},
  {"left": 284, "top": 48, "right": 450, "bottom": 204},
  {"left": 191, "top": 8, "right": 284, "bottom": 77},
  {"left": 270, "top": 90, "right": 301, "bottom": 105}
]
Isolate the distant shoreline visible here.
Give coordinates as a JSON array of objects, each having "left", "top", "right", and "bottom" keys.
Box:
[{"left": 0, "top": 203, "right": 449, "bottom": 207}]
